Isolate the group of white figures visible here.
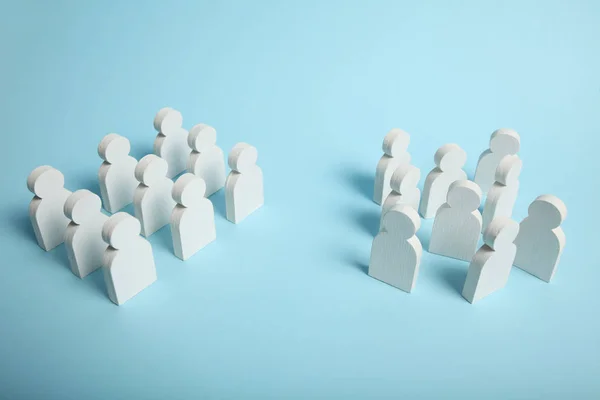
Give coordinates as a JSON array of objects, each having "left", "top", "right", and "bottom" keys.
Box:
[
  {"left": 369, "top": 128, "right": 567, "bottom": 303},
  {"left": 27, "top": 107, "right": 264, "bottom": 305}
]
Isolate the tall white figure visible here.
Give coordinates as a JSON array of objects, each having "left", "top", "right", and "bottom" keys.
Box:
[
  {"left": 27, "top": 166, "right": 72, "bottom": 251},
  {"left": 419, "top": 144, "right": 467, "bottom": 219},
  {"left": 514, "top": 195, "right": 567, "bottom": 282},
  {"left": 133, "top": 155, "right": 175, "bottom": 237},
  {"left": 225, "top": 143, "right": 264, "bottom": 223},
  {"left": 102, "top": 212, "right": 157, "bottom": 305},
  {"left": 187, "top": 123, "right": 226, "bottom": 197},
  {"left": 482, "top": 155, "right": 522, "bottom": 233},
  {"left": 98, "top": 133, "right": 138, "bottom": 213},
  {"left": 369, "top": 205, "right": 422, "bottom": 293},
  {"left": 381, "top": 164, "right": 421, "bottom": 225},
  {"left": 373, "top": 129, "right": 411, "bottom": 205},
  {"left": 171, "top": 173, "right": 216, "bottom": 260},
  {"left": 64, "top": 190, "right": 109, "bottom": 278},
  {"left": 474, "top": 128, "right": 520, "bottom": 194},
  {"left": 429, "top": 180, "right": 483, "bottom": 262},
  {"left": 462, "top": 217, "right": 519, "bottom": 304},
  {"left": 153, "top": 107, "right": 190, "bottom": 179}
]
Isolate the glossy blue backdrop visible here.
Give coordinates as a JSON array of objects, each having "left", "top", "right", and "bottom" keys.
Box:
[{"left": 1, "top": 1, "right": 598, "bottom": 398}]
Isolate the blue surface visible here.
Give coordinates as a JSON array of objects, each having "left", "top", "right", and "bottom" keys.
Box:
[{"left": 1, "top": 1, "right": 599, "bottom": 398}]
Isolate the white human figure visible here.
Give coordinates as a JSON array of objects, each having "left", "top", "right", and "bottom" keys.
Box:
[
  {"left": 64, "top": 190, "right": 109, "bottom": 278},
  {"left": 153, "top": 107, "right": 190, "bottom": 179},
  {"left": 187, "top": 123, "right": 226, "bottom": 197},
  {"left": 171, "top": 173, "right": 216, "bottom": 260},
  {"left": 98, "top": 133, "right": 138, "bottom": 213},
  {"left": 373, "top": 129, "right": 411, "bottom": 205},
  {"left": 514, "top": 195, "right": 567, "bottom": 282},
  {"left": 429, "top": 180, "right": 483, "bottom": 261},
  {"left": 133, "top": 154, "right": 176, "bottom": 237},
  {"left": 369, "top": 205, "right": 422, "bottom": 293},
  {"left": 27, "top": 166, "right": 72, "bottom": 251},
  {"left": 462, "top": 217, "right": 520, "bottom": 304},
  {"left": 419, "top": 143, "right": 467, "bottom": 219},
  {"left": 381, "top": 164, "right": 421, "bottom": 226},
  {"left": 482, "top": 155, "right": 522, "bottom": 233},
  {"left": 102, "top": 212, "right": 157, "bottom": 305},
  {"left": 225, "top": 143, "right": 264, "bottom": 223},
  {"left": 474, "top": 128, "right": 520, "bottom": 194}
]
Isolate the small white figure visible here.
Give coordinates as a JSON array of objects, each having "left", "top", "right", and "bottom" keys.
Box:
[
  {"left": 27, "top": 166, "right": 72, "bottom": 251},
  {"left": 429, "top": 180, "right": 483, "bottom": 262},
  {"left": 102, "top": 212, "right": 157, "bottom": 305},
  {"left": 474, "top": 128, "right": 520, "bottom": 194},
  {"left": 381, "top": 164, "right": 421, "bottom": 226},
  {"left": 225, "top": 143, "right": 264, "bottom": 223},
  {"left": 514, "top": 195, "right": 567, "bottom": 282},
  {"left": 373, "top": 129, "right": 411, "bottom": 205},
  {"left": 98, "top": 133, "right": 138, "bottom": 213},
  {"left": 187, "top": 123, "right": 226, "bottom": 197},
  {"left": 369, "top": 205, "right": 422, "bottom": 293},
  {"left": 133, "top": 154, "right": 176, "bottom": 237},
  {"left": 64, "top": 190, "right": 109, "bottom": 278},
  {"left": 462, "top": 217, "right": 520, "bottom": 304},
  {"left": 482, "top": 155, "right": 522, "bottom": 233},
  {"left": 419, "top": 144, "right": 467, "bottom": 219},
  {"left": 171, "top": 173, "right": 216, "bottom": 260},
  {"left": 153, "top": 107, "right": 190, "bottom": 178}
]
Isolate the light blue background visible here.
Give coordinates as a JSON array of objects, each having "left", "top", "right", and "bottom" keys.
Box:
[{"left": 1, "top": 1, "right": 598, "bottom": 398}]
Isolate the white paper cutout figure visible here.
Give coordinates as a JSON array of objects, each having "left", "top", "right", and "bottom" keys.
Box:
[
  {"left": 98, "top": 133, "right": 138, "bottom": 213},
  {"left": 102, "top": 212, "right": 157, "bottom": 305},
  {"left": 153, "top": 107, "right": 190, "bottom": 179},
  {"left": 474, "top": 128, "right": 520, "bottom": 194},
  {"left": 225, "top": 143, "right": 264, "bottom": 223},
  {"left": 64, "top": 190, "right": 109, "bottom": 278},
  {"left": 27, "top": 166, "right": 72, "bottom": 251},
  {"left": 482, "top": 154, "right": 522, "bottom": 233},
  {"left": 514, "top": 195, "right": 567, "bottom": 282},
  {"left": 373, "top": 129, "right": 411, "bottom": 205},
  {"left": 187, "top": 123, "right": 226, "bottom": 197},
  {"left": 381, "top": 164, "right": 421, "bottom": 226}
]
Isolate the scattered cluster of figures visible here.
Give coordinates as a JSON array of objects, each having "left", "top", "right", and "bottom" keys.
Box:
[
  {"left": 27, "top": 107, "right": 264, "bottom": 305},
  {"left": 369, "top": 128, "right": 567, "bottom": 303}
]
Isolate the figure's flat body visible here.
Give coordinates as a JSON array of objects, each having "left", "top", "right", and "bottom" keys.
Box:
[
  {"left": 462, "top": 244, "right": 516, "bottom": 303},
  {"left": 188, "top": 148, "right": 226, "bottom": 197},
  {"left": 482, "top": 182, "right": 519, "bottom": 233},
  {"left": 65, "top": 213, "right": 109, "bottom": 278},
  {"left": 171, "top": 200, "right": 216, "bottom": 260},
  {"left": 29, "top": 188, "right": 72, "bottom": 251},
  {"left": 134, "top": 179, "right": 175, "bottom": 237},
  {"left": 419, "top": 168, "right": 467, "bottom": 219},
  {"left": 381, "top": 189, "right": 420, "bottom": 225},
  {"left": 514, "top": 222, "right": 565, "bottom": 282},
  {"left": 429, "top": 206, "right": 482, "bottom": 261},
  {"left": 225, "top": 167, "right": 264, "bottom": 224},
  {"left": 155, "top": 129, "right": 190, "bottom": 179},
  {"left": 373, "top": 154, "right": 409, "bottom": 205},
  {"left": 98, "top": 157, "right": 138, "bottom": 213},
  {"left": 369, "top": 235, "right": 422, "bottom": 293}
]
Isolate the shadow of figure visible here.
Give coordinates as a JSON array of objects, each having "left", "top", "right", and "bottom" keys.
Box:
[
  {"left": 81, "top": 268, "right": 108, "bottom": 300},
  {"left": 209, "top": 188, "right": 227, "bottom": 220},
  {"left": 356, "top": 209, "right": 380, "bottom": 237},
  {"left": 440, "top": 266, "right": 467, "bottom": 296},
  {"left": 149, "top": 224, "right": 173, "bottom": 255},
  {"left": 8, "top": 211, "right": 36, "bottom": 242},
  {"left": 339, "top": 167, "right": 374, "bottom": 201}
]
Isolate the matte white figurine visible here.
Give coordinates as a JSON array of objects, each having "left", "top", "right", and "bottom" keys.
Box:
[
  {"left": 98, "top": 133, "right": 138, "bottom": 213},
  {"left": 514, "top": 195, "right": 567, "bottom": 282},
  {"left": 171, "top": 173, "right": 216, "bottom": 260},
  {"left": 64, "top": 190, "right": 109, "bottom": 278},
  {"left": 482, "top": 155, "right": 522, "bottom": 233},
  {"left": 102, "top": 212, "right": 157, "bottom": 306},
  {"left": 187, "top": 123, "right": 226, "bottom": 197},
  {"left": 419, "top": 144, "right": 467, "bottom": 219},
  {"left": 153, "top": 107, "right": 190, "bottom": 179},
  {"left": 381, "top": 164, "right": 421, "bottom": 225},
  {"left": 225, "top": 143, "right": 264, "bottom": 223},
  {"left": 373, "top": 129, "right": 411, "bottom": 205},
  {"left": 369, "top": 205, "right": 422, "bottom": 293},
  {"left": 429, "top": 180, "right": 483, "bottom": 261},
  {"left": 133, "top": 155, "right": 175, "bottom": 237},
  {"left": 462, "top": 217, "right": 519, "bottom": 304},
  {"left": 27, "top": 166, "right": 72, "bottom": 251},
  {"left": 474, "top": 128, "right": 520, "bottom": 194}
]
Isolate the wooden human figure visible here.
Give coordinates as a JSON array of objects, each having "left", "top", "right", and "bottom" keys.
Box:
[
  {"left": 225, "top": 143, "right": 264, "bottom": 223},
  {"left": 381, "top": 164, "right": 421, "bottom": 226},
  {"left": 133, "top": 155, "right": 176, "bottom": 237},
  {"left": 514, "top": 195, "right": 567, "bottom": 282},
  {"left": 102, "top": 212, "right": 157, "bottom": 305},
  {"left": 462, "top": 217, "right": 520, "bottom": 304},
  {"left": 369, "top": 205, "right": 422, "bottom": 293},
  {"left": 482, "top": 154, "right": 522, "bottom": 233},
  {"left": 153, "top": 107, "right": 190, "bottom": 179},
  {"left": 27, "top": 166, "right": 72, "bottom": 251},
  {"left": 187, "top": 123, "right": 226, "bottom": 197},
  {"left": 98, "top": 133, "right": 138, "bottom": 213},
  {"left": 64, "top": 190, "right": 109, "bottom": 278},
  {"left": 419, "top": 143, "right": 467, "bottom": 219},
  {"left": 429, "top": 180, "right": 483, "bottom": 262},
  {"left": 474, "top": 128, "right": 520, "bottom": 194},
  {"left": 171, "top": 173, "right": 216, "bottom": 260},
  {"left": 373, "top": 129, "right": 411, "bottom": 205}
]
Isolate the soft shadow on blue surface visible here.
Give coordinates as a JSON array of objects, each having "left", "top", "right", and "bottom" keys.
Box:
[
  {"left": 355, "top": 209, "right": 380, "bottom": 237},
  {"left": 209, "top": 188, "right": 227, "bottom": 220},
  {"left": 8, "top": 210, "right": 36, "bottom": 242},
  {"left": 340, "top": 167, "right": 374, "bottom": 201}
]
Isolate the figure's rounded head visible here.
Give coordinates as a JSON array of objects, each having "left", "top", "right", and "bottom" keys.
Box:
[
  {"left": 483, "top": 217, "right": 519, "bottom": 250},
  {"left": 27, "top": 166, "right": 65, "bottom": 198},
  {"left": 188, "top": 124, "right": 217, "bottom": 152},
  {"left": 390, "top": 164, "right": 420, "bottom": 194},
  {"left": 228, "top": 143, "right": 258, "bottom": 173},
  {"left": 64, "top": 190, "right": 102, "bottom": 225},
  {"left": 382, "top": 128, "right": 410, "bottom": 157},
  {"left": 434, "top": 143, "right": 467, "bottom": 172},
  {"left": 447, "top": 180, "right": 482, "bottom": 211},
  {"left": 102, "top": 212, "right": 141, "bottom": 249},
  {"left": 490, "top": 128, "right": 520, "bottom": 155},
  {"left": 98, "top": 133, "right": 131, "bottom": 163},
  {"left": 153, "top": 107, "right": 183, "bottom": 135},
  {"left": 528, "top": 194, "right": 567, "bottom": 229},
  {"left": 135, "top": 155, "right": 168, "bottom": 186},
  {"left": 495, "top": 154, "right": 522, "bottom": 186},
  {"left": 172, "top": 173, "right": 206, "bottom": 207},
  {"left": 382, "top": 204, "right": 421, "bottom": 238}
]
